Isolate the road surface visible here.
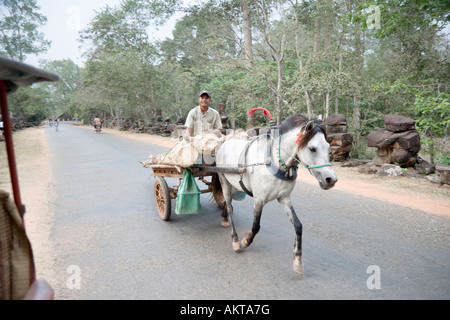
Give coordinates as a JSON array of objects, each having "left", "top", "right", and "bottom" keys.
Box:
[{"left": 42, "top": 124, "right": 449, "bottom": 300}]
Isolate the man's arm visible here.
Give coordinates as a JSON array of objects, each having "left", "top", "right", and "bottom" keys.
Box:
[
  {"left": 213, "top": 112, "right": 222, "bottom": 132},
  {"left": 185, "top": 110, "right": 195, "bottom": 137}
]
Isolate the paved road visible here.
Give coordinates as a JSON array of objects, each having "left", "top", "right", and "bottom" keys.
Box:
[{"left": 44, "top": 124, "right": 449, "bottom": 300}]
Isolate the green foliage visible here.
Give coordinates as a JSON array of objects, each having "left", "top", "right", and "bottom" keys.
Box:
[
  {"left": 7, "top": 86, "right": 51, "bottom": 122},
  {"left": 439, "top": 154, "right": 450, "bottom": 166},
  {"left": 0, "top": 0, "right": 50, "bottom": 61},
  {"left": 413, "top": 90, "right": 449, "bottom": 137},
  {"left": 5, "top": 0, "right": 448, "bottom": 160},
  {"left": 37, "top": 59, "right": 81, "bottom": 118}
]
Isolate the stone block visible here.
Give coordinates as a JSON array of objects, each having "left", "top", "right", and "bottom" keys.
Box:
[
  {"left": 415, "top": 160, "right": 435, "bottom": 175},
  {"left": 325, "top": 114, "right": 347, "bottom": 126},
  {"left": 436, "top": 165, "right": 450, "bottom": 185},
  {"left": 384, "top": 114, "right": 415, "bottom": 132},
  {"left": 392, "top": 148, "right": 413, "bottom": 165},
  {"left": 376, "top": 164, "right": 404, "bottom": 177},
  {"left": 327, "top": 133, "right": 353, "bottom": 146},
  {"left": 326, "top": 125, "right": 347, "bottom": 134}
]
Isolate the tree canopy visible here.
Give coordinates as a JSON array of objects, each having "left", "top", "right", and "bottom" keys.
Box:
[{"left": 1, "top": 0, "right": 449, "bottom": 162}]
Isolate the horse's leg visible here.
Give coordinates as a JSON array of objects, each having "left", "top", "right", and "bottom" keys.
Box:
[
  {"left": 217, "top": 173, "right": 230, "bottom": 227},
  {"left": 242, "top": 202, "right": 264, "bottom": 248},
  {"left": 221, "top": 205, "right": 229, "bottom": 228},
  {"left": 278, "top": 196, "right": 303, "bottom": 275},
  {"left": 217, "top": 173, "right": 241, "bottom": 251}
]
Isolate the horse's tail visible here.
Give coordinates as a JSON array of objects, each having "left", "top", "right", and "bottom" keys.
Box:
[{"left": 208, "top": 173, "right": 225, "bottom": 209}]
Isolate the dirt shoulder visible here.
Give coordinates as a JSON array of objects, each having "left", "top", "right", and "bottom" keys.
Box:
[{"left": 0, "top": 126, "right": 56, "bottom": 283}]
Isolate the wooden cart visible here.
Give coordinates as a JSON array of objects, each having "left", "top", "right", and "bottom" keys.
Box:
[{"left": 148, "top": 164, "right": 246, "bottom": 221}]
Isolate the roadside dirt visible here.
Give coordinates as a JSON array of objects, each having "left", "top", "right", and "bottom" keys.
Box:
[{"left": 0, "top": 125, "right": 449, "bottom": 282}]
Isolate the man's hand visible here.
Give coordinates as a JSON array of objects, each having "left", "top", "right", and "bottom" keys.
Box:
[{"left": 185, "top": 127, "right": 194, "bottom": 137}]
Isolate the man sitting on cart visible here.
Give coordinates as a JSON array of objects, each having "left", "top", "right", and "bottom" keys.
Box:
[{"left": 185, "top": 90, "right": 222, "bottom": 137}]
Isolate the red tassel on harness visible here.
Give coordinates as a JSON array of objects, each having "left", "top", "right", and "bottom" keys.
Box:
[
  {"left": 248, "top": 107, "right": 273, "bottom": 121},
  {"left": 296, "top": 132, "right": 303, "bottom": 145}
]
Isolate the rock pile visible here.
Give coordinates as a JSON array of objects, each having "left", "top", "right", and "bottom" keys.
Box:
[
  {"left": 367, "top": 114, "right": 420, "bottom": 167},
  {"left": 325, "top": 114, "right": 353, "bottom": 161},
  {"left": 436, "top": 165, "right": 450, "bottom": 185},
  {"left": 105, "top": 110, "right": 186, "bottom": 137}
]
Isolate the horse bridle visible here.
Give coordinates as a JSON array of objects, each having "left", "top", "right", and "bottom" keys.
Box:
[
  {"left": 236, "top": 127, "right": 332, "bottom": 197},
  {"left": 268, "top": 128, "right": 332, "bottom": 171}
]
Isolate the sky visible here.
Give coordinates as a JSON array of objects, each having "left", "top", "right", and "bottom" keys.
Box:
[{"left": 25, "top": 0, "right": 190, "bottom": 67}]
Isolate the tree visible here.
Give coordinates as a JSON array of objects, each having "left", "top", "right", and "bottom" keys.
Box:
[
  {"left": 413, "top": 88, "right": 449, "bottom": 164},
  {"left": 76, "top": 0, "right": 182, "bottom": 121},
  {"left": 242, "top": 0, "right": 254, "bottom": 68},
  {"left": 39, "top": 59, "right": 81, "bottom": 118},
  {"left": 71, "top": 0, "right": 449, "bottom": 163},
  {"left": 7, "top": 86, "right": 51, "bottom": 123},
  {"left": 0, "top": 0, "right": 50, "bottom": 61}
]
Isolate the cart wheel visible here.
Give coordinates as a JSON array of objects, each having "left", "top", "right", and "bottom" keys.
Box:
[{"left": 154, "top": 176, "right": 171, "bottom": 221}]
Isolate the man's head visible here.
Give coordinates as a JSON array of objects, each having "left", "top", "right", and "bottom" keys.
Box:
[
  {"left": 198, "top": 90, "right": 211, "bottom": 99},
  {"left": 198, "top": 90, "right": 211, "bottom": 110}
]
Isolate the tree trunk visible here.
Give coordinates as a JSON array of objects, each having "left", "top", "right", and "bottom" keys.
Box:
[
  {"left": 291, "top": 0, "right": 312, "bottom": 116},
  {"left": 313, "top": 19, "right": 321, "bottom": 54},
  {"left": 353, "top": 19, "right": 362, "bottom": 134},
  {"left": 242, "top": 1, "right": 254, "bottom": 68},
  {"left": 276, "top": 58, "right": 283, "bottom": 125},
  {"left": 352, "top": 96, "right": 360, "bottom": 131},
  {"left": 230, "top": 98, "right": 235, "bottom": 129},
  {"left": 324, "top": 91, "right": 330, "bottom": 120}
]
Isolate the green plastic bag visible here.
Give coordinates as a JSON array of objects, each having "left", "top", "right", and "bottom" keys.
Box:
[{"left": 175, "top": 168, "right": 201, "bottom": 215}]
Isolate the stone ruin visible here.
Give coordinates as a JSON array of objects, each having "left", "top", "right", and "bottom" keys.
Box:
[
  {"left": 105, "top": 108, "right": 186, "bottom": 137},
  {"left": 325, "top": 114, "right": 353, "bottom": 162},
  {"left": 1, "top": 109, "right": 38, "bottom": 132},
  {"left": 217, "top": 100, "right": 229, "bottom": 133},
  {"left": 104, "top": 103, "right": 232, "bottom": 137},
  {"left": 367, "top": 114, "right": 420, "bottom": 168},
  {"left": 348, "top": 113, "right": 449, "bottom": 185}
]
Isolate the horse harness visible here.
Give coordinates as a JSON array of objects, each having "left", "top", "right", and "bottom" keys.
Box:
[{"left": 237, "top": 128, "right": 298, "bottom": 197}]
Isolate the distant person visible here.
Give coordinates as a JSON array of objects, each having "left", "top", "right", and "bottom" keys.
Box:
[
  {"left": 93, "top": 116, "right": 102, "bottom": 131},
  {"left": 185, "top": 90, "right": 222, "bottom": 137},
  {"left": 53, "top": 117, "right": 59, "bottom": 131}
]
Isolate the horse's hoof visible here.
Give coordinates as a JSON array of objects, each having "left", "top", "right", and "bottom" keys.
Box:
[
  {"left": 221, "top": 220, "right": 229, "bottom": 228},
  {"left": 241, "top": 238, "right": 249, "bottom": 248},
  {"left": 232, "top": 241, "right": 241, "bottom": 252},
  {"left": 293, "top": 258, "right": 304, "bottom": 275}
]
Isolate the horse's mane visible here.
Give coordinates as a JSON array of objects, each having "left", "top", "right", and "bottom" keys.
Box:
[{"left": 279, "top": 113, "right": 326, "bottom": 149}]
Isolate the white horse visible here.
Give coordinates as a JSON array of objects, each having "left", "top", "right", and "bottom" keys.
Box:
[{"left": 216, "top": 113, "right": 338, "bottom": 274}]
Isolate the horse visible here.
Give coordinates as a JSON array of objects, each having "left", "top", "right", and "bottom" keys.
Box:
[{"left": 215, "top": 113, "right": 338, "bottom": 275}]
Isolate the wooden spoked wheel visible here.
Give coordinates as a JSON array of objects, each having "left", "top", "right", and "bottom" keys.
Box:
[{"left": 154, "top": 176, "right": 171, "bottom": 221}]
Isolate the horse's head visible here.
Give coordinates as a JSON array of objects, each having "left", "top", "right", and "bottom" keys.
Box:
[
  {"left": 297, "top": 119, "right": 338, "bottom": 190},
  {"left": 281, "top": 114, "right": 338, "bottom": 190}
]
